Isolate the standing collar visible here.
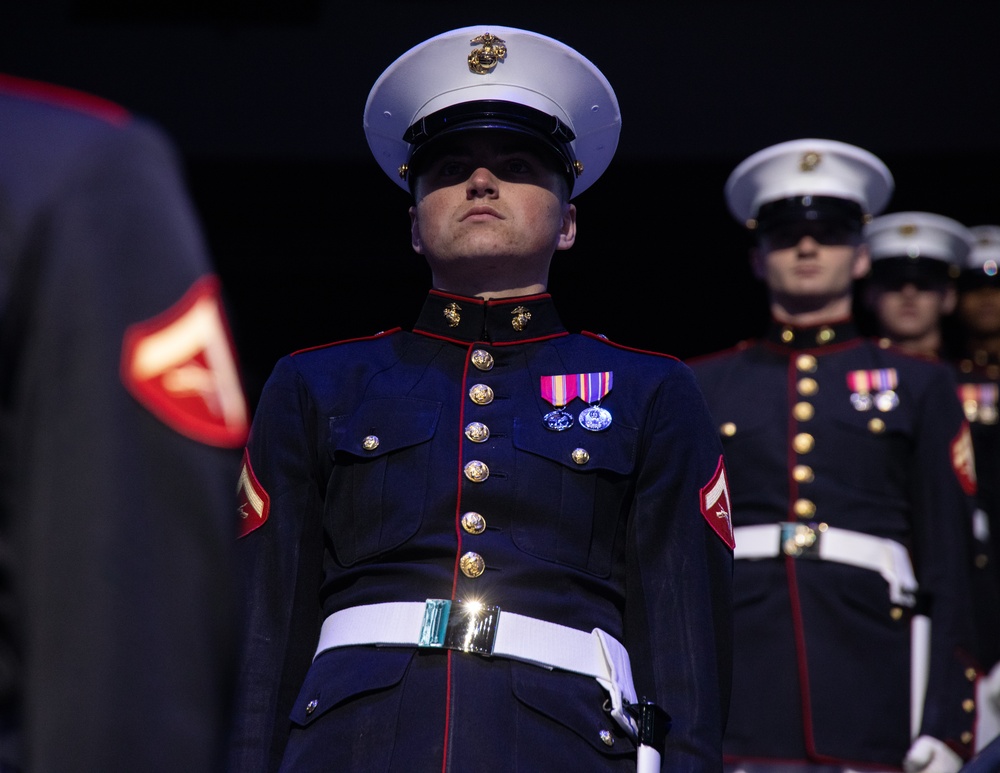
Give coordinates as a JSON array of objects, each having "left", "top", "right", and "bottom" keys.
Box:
[
  {"left": 763, "top": 317, "right": 859, "bottom": 350},
  {"left": 413, "top": 290, "right": 567, "bottom": 344}
]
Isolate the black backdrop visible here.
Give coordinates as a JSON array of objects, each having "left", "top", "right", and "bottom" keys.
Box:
[{"left": 3, "top": 1, "right": 999, "bottom": 408}]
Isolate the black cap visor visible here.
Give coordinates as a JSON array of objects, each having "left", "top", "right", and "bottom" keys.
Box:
[
  {"left": 756, "top": 195, "right": 865, "bottom": 234},
  {"left": 403, "top": 100, "right": 577, "bottom": 194},
  {"left": 868, "top": 257, "right": 955, "bottom": 291}
]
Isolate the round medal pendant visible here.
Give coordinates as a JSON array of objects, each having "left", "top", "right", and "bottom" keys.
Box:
[
  {"left": 578, "top": 405, "right": 612, "bottom": 431},
  {"left": 850, "top": 392, "right": 873, "bottom": 412},
  {"left": 875, "top": 390, "right": 899, "bottom": 412},
  {"left": 543, "top": 409, "right": 574, "bottom": 431}
]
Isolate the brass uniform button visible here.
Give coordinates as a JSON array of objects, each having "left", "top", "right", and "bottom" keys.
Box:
[
  {"left": 793, "top": 433, "right": 815, "bottom": 454},
  {"left": 890, "top": 607, "right": 903, "bottom": 620},
  {"left": 792, "top": 464, "right": 814, "bottom": 483},
  {"left": 720, "top": 422, "right": 737, "bottom": 437},
  {"left": 975, "top": 553, "right": 989, "bottom": 569},
  {"left": 362, "top": 435, "right": 380, "bottom": 451},
  {"left": 966, "top": 668, "right": 978, "bottom": 682},
  {"left": 305, "top": 699, "right": 318, "bottom": 715},
  {"left": 465, "top": 422, "right": 490, "bottom": 443},
  {"left": 961, "top": 731, "right": 974, "bottom": 745},
  {"left": 793, "top": 498, "right": 816, "bottom": 518},
  {"left": 471, "top": 349, "right": 494, "bottom": 371},
  {"left": 796, "top": 354, "right": 817, "bottom": 373},
  {"left": 571, "top": 448, "right": 590, "bottom": 465},
  {"left": 598, "top": 729, "right": 614, "bottom": 747},
  {"left": 461, "top": 512, "right": 486, "bottom": 534},
  {"left": 963, "top": 698, "right": 975, "bottom": 713},
  {"left": 793, "top": 402, "right": 814, "bottom": 421},
  {"left": 816, "top": 326, "right": 836, "bottom": 344},
  {"left": 460, "top": 552, "right": 485, "bottom": 578},
  {"left": 868, "top": 418, "right": 886, "bottom": 434},
  {"left": 797, "top": 378, "right": 818, "bottom": 396},
  {"left": 463, "top": 460, "right": 490, "bottom": 483},
  {"left": 469, "top": 384, "right": 494, "bottom": 405},
  {"left": 781, "top": 327, "right": 795, "bottom": 343}
]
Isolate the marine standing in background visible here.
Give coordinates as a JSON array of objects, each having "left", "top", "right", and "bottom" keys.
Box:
[
  {"left": 951, "top": 225, "right": 1000, "bottom": 751},
  {"left": 0, "top": 73, "right": 250, "bottom": 771},
  {"left": 688, "top": 138, "right": 979, "bottom": 772},
  {"left": 861, "top": 211, "right": 972, "bottom": 360},
  {"left": 228, "top": 25, "right": 734, "bottom": 773}
]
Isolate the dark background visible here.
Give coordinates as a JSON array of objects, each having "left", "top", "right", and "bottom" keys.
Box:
[{"left": 3, "top": 1, "right": 999, "bottom": 407}]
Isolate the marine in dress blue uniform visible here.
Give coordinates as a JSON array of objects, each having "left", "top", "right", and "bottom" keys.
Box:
[
  {"left": 862, "top": 210, "right": 971, "bottom": 359},
  {"left": 0, "top": 74, "right": 250, "bottom": 770},
  {"left": 951, "top": 225, "right": 1000, "bottom": 749},
  {"left": 688, "top": 140, "right": 979, "bottom": 771},
  {"left": 229, "top": 25, "right": 734, "bottom": 773}
]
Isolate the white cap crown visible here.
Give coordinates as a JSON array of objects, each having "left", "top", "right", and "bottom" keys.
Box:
[{"left": 364, "top": 25, "right": 621, "bottom": 198}]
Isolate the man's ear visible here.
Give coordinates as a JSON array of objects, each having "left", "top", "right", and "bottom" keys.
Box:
[
  {"left": 852, "top": 242, "right": 872, "bottom": 280},
  {"left": 409, "top": 205, "right": 423, "bottom": 255},
  {"left": 555, "top": 203, "right": 577, "bottom": 251},
  {"left": 942, "top": 284, "right": 958, "bottom": 315}
]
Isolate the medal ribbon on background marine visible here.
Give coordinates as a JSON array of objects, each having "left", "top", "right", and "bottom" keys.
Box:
[
  {"left": 540, "top": 374, "right": 579, "bottom": 431},
  {"left": 958, "top": 382, "right": 999, "bottom": 424},
  {"left": 578, "top": 371, "right": 614, "bottom": 431},
  {"left": 847, "top": 368, "right": 898, "bottom": 412}
]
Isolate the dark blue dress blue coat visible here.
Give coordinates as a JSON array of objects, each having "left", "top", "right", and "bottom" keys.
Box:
[
  {"left": 951, "top": 357, "right": 1000, "bottom": 677},
  {"left": 229, "top": 290, "right": 734, "bottom": 772},
  {"left": 689, "top": 319, "right": 978, "bottom": 768},
  {"left": 0, "top": 74, "right": 247, "bottom": 771}
]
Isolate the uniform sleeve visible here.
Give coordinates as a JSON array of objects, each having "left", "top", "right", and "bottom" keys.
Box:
[
  {"left": 911, "top": 366, "right": 979, "bottom": 753},
  {"left": 2, "top": 118, "right": 247, "bottom": 771},
  {"left": 228, "top": 357, "right": 326, "bottom": 773},
  {"left": 625, "top": 362, "right": 734, "bottom": 771}
]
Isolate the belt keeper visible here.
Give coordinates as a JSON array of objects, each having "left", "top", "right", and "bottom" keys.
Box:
[
  {"left": 418, "top": 599, "right": 500, "bottom": 656},
  {"left": 625, "top": 698, "right": 671, "bottom": 748}
]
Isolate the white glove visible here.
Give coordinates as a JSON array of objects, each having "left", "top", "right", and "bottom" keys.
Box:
[
  {"left": 903, "top": 735, "right": 963, "bottom": 773},
  {"left": 985, "top": 661, "right": 1000, "bottom": 710}
]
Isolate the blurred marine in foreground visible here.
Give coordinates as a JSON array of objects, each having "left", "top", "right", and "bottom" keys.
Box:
[{"left": 0, "top": 73, "right": 250, "bottom": 771}]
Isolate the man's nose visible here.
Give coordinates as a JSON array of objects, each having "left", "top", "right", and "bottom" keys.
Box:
[{"left": 467, "top": 166, "right": 499, "bottom": 196}]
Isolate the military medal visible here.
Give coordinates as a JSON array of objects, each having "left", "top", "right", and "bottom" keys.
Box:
[
  {"left": 871, "top": 369, "right": 899, "bottom": 412},
  {"left": 846, "top": 370, "right": 873, "bottom": 411},
  {"left": 847, "top": 369, "right": 897, "bottom": 412},
  {"left": 540, "top": 374, "right": 578, "bottom": 431},
  {"left": 959, "top": 383, "right": 999, "bottom": 424},
  {"left": 577, "top": 371, "right": 613, "bottom": 431}
]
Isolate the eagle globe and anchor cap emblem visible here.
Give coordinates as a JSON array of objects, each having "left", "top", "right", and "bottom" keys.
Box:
[{"left": 468, "top": 33, "right": 507, "bottom": 74}]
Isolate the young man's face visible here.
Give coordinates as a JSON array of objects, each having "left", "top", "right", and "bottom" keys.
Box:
[
  {"left": 752, "top": 221, "right": 870, "bottom": 309},
  {"left": 868, "top": 278, "right": 956, "bottom": 342},
  {"left": 408, "top": 132, "right": 576, "bottom": 293},
  {"left": 957, "top": 285, "right": 1000, "bottom": 337}
]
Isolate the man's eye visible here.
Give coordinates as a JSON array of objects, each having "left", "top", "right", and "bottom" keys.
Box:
[
  {"left": 439, "top": 161, "right": 466, "bottom": 177},
  {"left": 505, "top": 158, "right": 530, "bottom": 174}
]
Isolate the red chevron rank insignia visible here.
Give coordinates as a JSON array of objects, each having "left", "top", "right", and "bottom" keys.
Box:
[
  {"left": 951, "top": 421, "right": 977, "bottom": 496},
  {"left": 701, "top": 456, "right": 735, "bottom": 549},
  {"left": 120, "top": 276, "right": 249, "bottom": 448},
  {"left": 237, "top": 450, "right": 270, "bottom": 538}
]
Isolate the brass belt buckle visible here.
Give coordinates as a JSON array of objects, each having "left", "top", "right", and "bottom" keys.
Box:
[
  {"left": 780, "top": 521, "right": 821, "bottom": 558},
  {"left": 419, "top": 599, "right": 500, "bottom": 655}
]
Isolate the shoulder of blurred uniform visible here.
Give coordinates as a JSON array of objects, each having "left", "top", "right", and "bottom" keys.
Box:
[
  {"left": 0, "top": 72, "right": 183, "bottom": 186},
  {"left": 0, "top": 72, "right": 132, "bottom": 127},
  {"left": 685, "top": 340, "right": 756, "bottom": 367}
]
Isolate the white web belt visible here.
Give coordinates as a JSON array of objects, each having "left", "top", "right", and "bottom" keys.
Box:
[
  {"left": 314, "top": 600, "right": 639, "bottom": 736},
  {"left": 733, "top": 523, "right": 918, "bottom": 607}
]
